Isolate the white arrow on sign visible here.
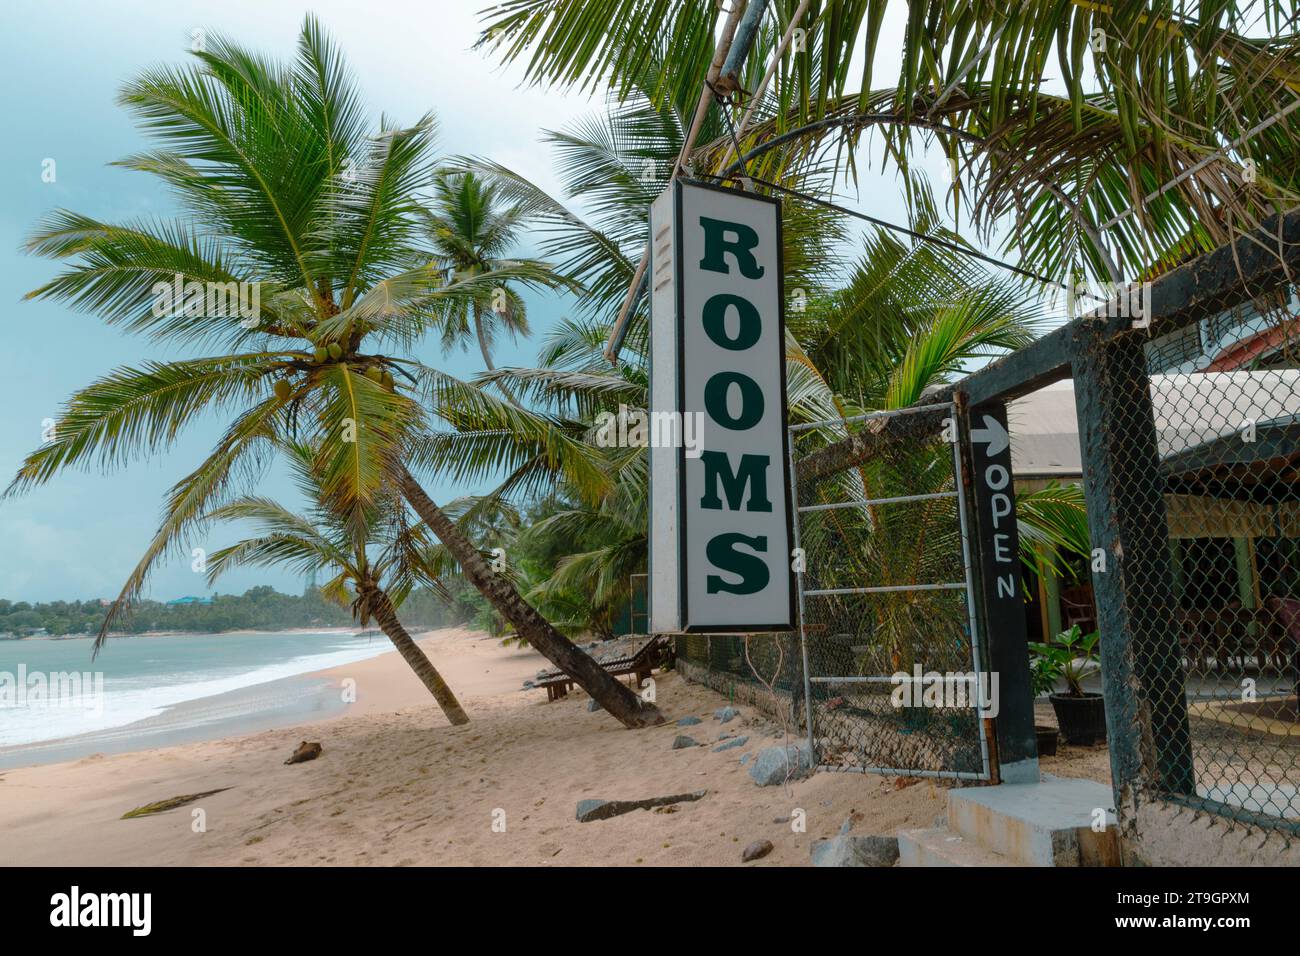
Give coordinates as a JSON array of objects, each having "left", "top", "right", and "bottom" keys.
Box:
[{"left": 970, "top": 414, "right": 1009, "bottom": 457}]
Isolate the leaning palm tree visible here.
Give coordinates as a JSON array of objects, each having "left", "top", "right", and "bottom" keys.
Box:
[
  {"left": 7, "top": 17, "right": 662, "bottom": 728},
  {"left": 423, "top": 171, "right": 537, "bottom": 399},
  {"left": 205, "top": 441, "right": 469, "bottom": 725},
  {"left": 524, "top": 488, "right": 653, "bottom": 640}
]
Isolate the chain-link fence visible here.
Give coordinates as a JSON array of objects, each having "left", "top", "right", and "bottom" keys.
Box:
[
  {"left": 674, "top": 631, "right": 803, "bottom": 693},
  {"left": 1101, "top": 284, "right": 1300, "bottom": 834},
  {"left": 669, "top": 208, "right": 1300, "bottom": 851},
  {"left": 673, "top": 631, "right": 804, "bottom": 723},
  {"left": 976, "top": 211, "right": 1300, "bottom": 856},
  {"left": 629, "top": 572, "right": 648, "bottom": 634},
  {"left": 789, "top": 406, "right": 990, "bottom": 779}
]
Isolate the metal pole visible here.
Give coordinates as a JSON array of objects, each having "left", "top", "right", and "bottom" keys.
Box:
[
  {"left": 787, "top": 427, "right": 816, "bottom": 759},
  {"left": 788, "top": 400, "right": 957, "bottom": 433},
  {"left": 951, "top": 412, "right": 993, "bottom": 782},
  {"left": 1072, "top": 328, "right": 1195, "bottom": 800},
  {"left": 719, "top": 0, "right": 769, "bottom": 88},
  {"left": 797, "top": 490, "right": 956, "bottom": 512},
  {"left": 603, "top": 0, "right": 753, "bottom": 363},
  {"left": 721, "top": 0, "right": 810, "bottom": 167}
]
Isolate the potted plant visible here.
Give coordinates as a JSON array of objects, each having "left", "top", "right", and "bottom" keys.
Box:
[
  {"left": 1027, "top": 656, "right": 1061, "bottom": 756},
  {"left": 1028, "top": 625, "right": 1106, "bottom": 746}
]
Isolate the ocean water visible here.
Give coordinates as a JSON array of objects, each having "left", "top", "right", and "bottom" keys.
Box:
[{"left": 0, "top": 630, "right": 395, "bottom": 766}]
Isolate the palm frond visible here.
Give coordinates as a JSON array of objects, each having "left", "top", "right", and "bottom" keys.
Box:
[
  {"left": 94, "top": 398, "right": 282, "bottom": 648},
  {"left": 6, "top": 354, "right": 292, "bottom": 495}
]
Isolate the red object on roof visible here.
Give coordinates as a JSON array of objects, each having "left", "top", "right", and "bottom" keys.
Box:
[{"left": 1207, "top": 316, "right": 1300, "bottom": 371}]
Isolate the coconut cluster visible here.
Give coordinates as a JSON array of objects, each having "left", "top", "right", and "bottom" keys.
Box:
[{"left": 273, "top": 342, "right": 398, "bottom": 402}]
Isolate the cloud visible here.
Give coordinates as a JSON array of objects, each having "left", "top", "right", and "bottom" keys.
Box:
[{"left": 0, "top": 514, "right": 125, "bottom": 599}]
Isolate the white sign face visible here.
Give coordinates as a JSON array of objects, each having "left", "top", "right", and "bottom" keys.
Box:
[{"left": 648, "top": 180, "right": 795, "bottom": 633}]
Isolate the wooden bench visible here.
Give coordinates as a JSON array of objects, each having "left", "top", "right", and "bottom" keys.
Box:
[{"left": 533, "top": 634, "right": 673, "bottom": 701}]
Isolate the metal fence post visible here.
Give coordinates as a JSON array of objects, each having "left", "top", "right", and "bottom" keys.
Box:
[
  {"left": 787, "top": 428, "right": 816, "bottom": 759},
  {"left": 1072, "top": 327, "right": 1196, "bottom": 805}
]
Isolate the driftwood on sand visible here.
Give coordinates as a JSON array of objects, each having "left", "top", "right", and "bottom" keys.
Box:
[
  {"left": 284, "top": 741, "right": 323, "bottom": 765},
  {"left": 121, "top": 788, "right": 231, "bottom": 819}
]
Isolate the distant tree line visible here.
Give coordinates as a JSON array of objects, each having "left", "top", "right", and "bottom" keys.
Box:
[{"left": 0, "top": 583, "right": 480, "bottom": 638}]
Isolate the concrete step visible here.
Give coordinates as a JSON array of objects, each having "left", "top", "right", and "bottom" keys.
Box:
[
  {"left": 947, "top": 774, "right": 1120, "bottom": 866},
  {"left": 898, "top": 826, "right": 1015, "bottom": 867}
]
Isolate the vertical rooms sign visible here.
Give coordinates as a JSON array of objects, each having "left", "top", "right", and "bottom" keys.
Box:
[{"left": 649, "top": 180, "right": 795, "bottom": 633}]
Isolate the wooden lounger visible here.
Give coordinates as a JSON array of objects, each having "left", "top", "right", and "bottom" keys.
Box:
[{"left": 534, "top": 634, "right": 673, "bottom": 701}]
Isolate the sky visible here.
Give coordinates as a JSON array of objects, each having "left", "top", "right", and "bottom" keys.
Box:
[{"left": 0, "top": 0, "right": 957, "bottom": 603}]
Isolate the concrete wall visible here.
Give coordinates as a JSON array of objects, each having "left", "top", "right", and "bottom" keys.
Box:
[
  {"left": 1123, "top": 800, "right": 1300, "bottom": 866},
  {"left": 674, "top": 656, "right": 802, "bottom": 728}
]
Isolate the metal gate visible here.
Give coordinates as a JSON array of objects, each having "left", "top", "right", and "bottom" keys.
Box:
[{"left": 788, "top": 402, "right": 992, "bottom": 780}]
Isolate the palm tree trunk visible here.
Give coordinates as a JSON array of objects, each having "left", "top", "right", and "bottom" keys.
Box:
[
  {"left": 395, "top": 463, "right": 663, "bottom": 728},
  {"left": 473, "top": 304, "right": 497, "bottom": 373},
  {"left": 364, "top": 582, "right": 470, "bottom": 726},
  {"left": 473, "top": 304, "right": 521, "bottom": 406}
]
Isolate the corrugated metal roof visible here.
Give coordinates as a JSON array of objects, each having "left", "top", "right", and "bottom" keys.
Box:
[
  {"left": 1007, "top": 371, "right": 1300, "bottom": 478},
  {"left": 1008, "top": 381, "right": 1081, "bottom": 477}
]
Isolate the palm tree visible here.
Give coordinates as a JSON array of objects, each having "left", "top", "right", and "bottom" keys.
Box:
[
  {"left": 448, "top": 21, "right": 1098, "bottom": 692},
  {"left": 204, "top": 440, "right": 469, "bottom": 725},
  {"left": 522, "top": 492, "right": 648, "bottom": 640},
  {"left": 419, "top": 491, "right": 639, "bottom": 641},
  {"left": 7, "top": 16, "right": 662, "bottom": 728},
  {"left": 794, "top": 176, "right": 1040, "bottom": 412},
  {"left": 428, "top": 129, "right": 1091, "bottom": 635},
  {"left": 477, "top": 1, "right": 1300, "bottom": 286},
  {"left": 423, "top": 171, "right": 537, "bottom": 400}
]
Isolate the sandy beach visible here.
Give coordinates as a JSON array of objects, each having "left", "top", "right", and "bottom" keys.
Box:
[{"left": 0, "top": 628, "right": 1111, "bottom": 866}]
